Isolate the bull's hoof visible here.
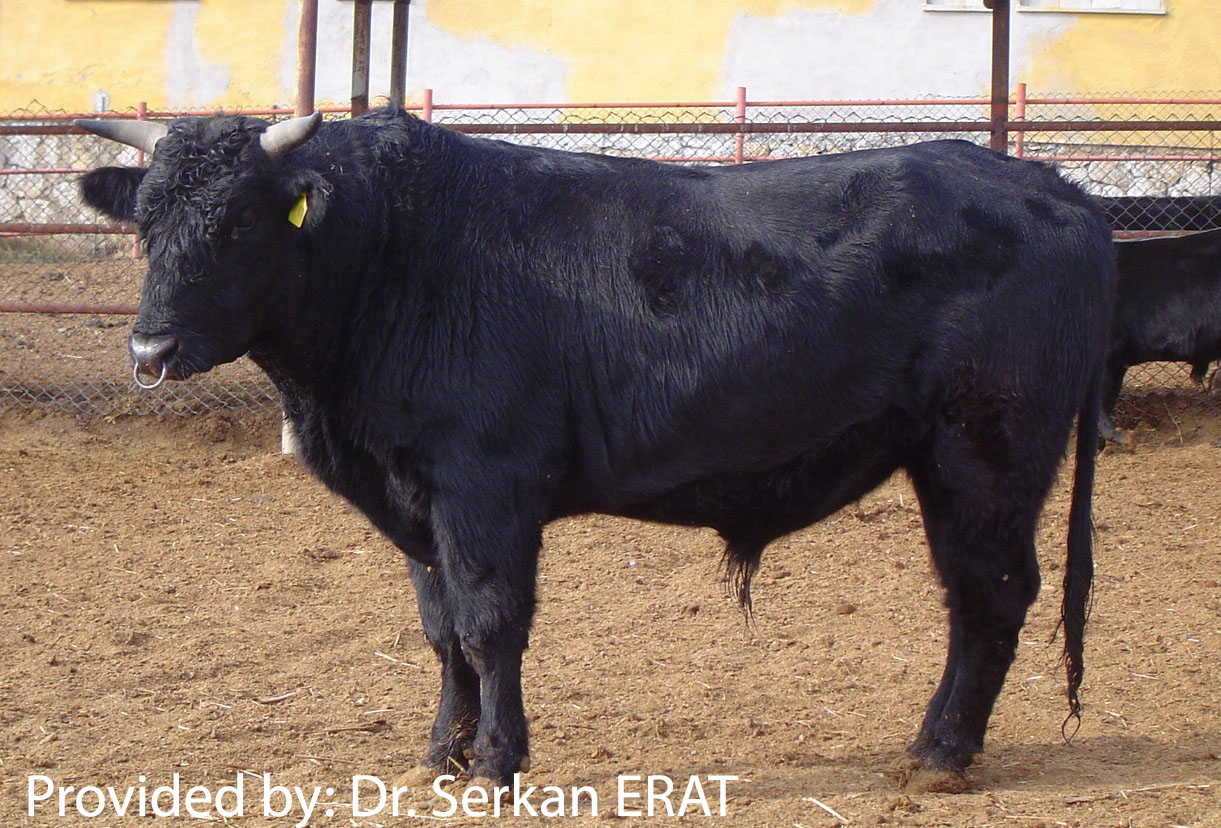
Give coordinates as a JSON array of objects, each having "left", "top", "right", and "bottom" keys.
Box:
[
  {"left": 468, "top": 754, "right": 530, "bottom": 787},
  {"left": 902, "top": 765, "right": 970, "bottom": 794},
  {"left": 463, "top": 779, "right": 499, "bottom": 800},
  {"left": 419, "top": 738, "right": 473, "bottom": 777},
  {"left": 394, "top": 763, "right": 465, "bottom": 790},
  {"left": 900, "top": 738, "right": 975, "bottom": 792},
  {"left": 386, "top": 767, "right": 463, "bottom": 818}
]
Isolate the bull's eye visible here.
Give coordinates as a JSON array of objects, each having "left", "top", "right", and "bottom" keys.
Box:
[{"left": 229, "top": 209, "right": 258, "bottom": 240}]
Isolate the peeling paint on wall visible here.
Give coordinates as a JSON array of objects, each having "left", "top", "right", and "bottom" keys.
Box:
[
  {"left": 280, "top": 0, "right": 301, "bottom": 102},
  {"left": 302, "top": 0, "right": 571, "bottom": 105},
  {"left": 425, "top": 0, "right": 842, "bottom": 101},
  {"left": 165, "top": 1, "right": 231, "bottom": 107},
  {"left": 722, "top": 0, "right": 1070, "bottom": 99}
]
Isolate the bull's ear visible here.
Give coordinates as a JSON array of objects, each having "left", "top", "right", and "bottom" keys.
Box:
[
  {"left": 80, "top": 167, "right": 145, "bottom": 222},
  {"left": 281, "top": 170, "right": 330, "bottom": 232}
]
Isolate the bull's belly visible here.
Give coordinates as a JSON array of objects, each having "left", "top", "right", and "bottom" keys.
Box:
[
  {"left": 1124, "top": 339, "right": 1221, "bottom": 367},
  {"left": 585, "top": 410, "right": 910, "bottom": 546}
]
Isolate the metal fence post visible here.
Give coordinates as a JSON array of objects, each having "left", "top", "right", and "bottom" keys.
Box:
[
  {"left": 131, "top": 101, "right": 147, "bottom": 260},
  {"left": 351, "top": 0, "right": 372, "bottom": 117},
  {"left": 286, "top": 0, "right": 320, "bottom": 455},
  {"left": 390, "top": 0, "right": 410, "bottom": 109},
  {"left": 423, "top": 88, "right": 433, "bottom": 123},
  {"left": 296, "top": 0, "right": 319, "bottom": 117},
  {"left": 734, "top": 86, "right": 746, "bottom": 164},
  {"left": 1014, "top": 82, "right": 1027, "bottom": 158},
  {"left": 985, "top": 0, "right": 1010, "bottom": 154}
]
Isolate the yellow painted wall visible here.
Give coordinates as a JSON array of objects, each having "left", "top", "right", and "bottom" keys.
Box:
[
  {"left": 1027, "top": 4, "right": 1221, "bottom": 94},
  {"left": 0, "top": 1, "right": 177, "bottom": 112},
  {"left": 0, "top": 0, "right": 1218, "bottom": 112},
  {"left": 0, "top": 0, "right": 289, "bottom": 112},
  {"left": 427, "top": 0, "right": 875, "bottom": 102},
  {"left": 184, "top": 1, "right": 291, "bottom": 107}
]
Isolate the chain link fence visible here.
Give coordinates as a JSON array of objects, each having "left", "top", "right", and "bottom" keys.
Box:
[
  {"left": 2, "top": 94, "right": 1219, "bottom": 427},
  {"left": 1012, "top": 93, "right": 1221, "bottom": 432},
  {"left": 0, "top": 106, "right": 349, "bottom": 416}
]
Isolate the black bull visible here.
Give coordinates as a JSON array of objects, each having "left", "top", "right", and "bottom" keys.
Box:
[
  {"left": 78, "top": 108, "right": 1115, "bottom": 790},
  {"left": 1100, "top": 228, "right": 1221, "bottom": 444}
]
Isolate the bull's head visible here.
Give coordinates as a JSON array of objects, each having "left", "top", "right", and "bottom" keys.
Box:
[{"left": 76, "top": 112, "right": 327, "bottom": 387}]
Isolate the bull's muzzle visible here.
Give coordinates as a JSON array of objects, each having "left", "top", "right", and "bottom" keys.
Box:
[{"left": 129, "top": 332, "right": 178, "bottom": 389}]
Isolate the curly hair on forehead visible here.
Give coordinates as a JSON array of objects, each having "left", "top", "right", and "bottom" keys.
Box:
[
  {"left": 138, "top": 115, "right": 275, "bottom": 238},
  {"left": 169, "top": 114, "right": 265, "bottom": 152}
]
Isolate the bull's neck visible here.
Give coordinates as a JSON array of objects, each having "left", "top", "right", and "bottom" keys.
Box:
[
  {"left": 254, "top": 229, "right": 417, "bottom": 406},
  {"left": 253, "top": 118, "right": 453, "bottom": 409}
]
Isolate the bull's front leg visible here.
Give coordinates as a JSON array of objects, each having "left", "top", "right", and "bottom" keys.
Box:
[
  {"left": 406, "top": 558, "right": 482, "bottom": 773},
  {"left": 431, "top": 485, "right": 542, "bottom": 785}
]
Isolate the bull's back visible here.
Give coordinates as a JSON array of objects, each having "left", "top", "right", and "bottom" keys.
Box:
[{"left": 551, "top": 141, "right": 1113, "bottom": 500}]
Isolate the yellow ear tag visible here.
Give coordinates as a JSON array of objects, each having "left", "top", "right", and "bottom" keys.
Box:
[{"left": 287, "top": 192, "right": 308, "bottom": 228}]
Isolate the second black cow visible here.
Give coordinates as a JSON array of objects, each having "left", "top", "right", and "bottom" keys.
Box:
[
  {"left": 1102, "top": 228, "right": 1221, "bottom": 443},
  {"left": 76, "top": 109, "right": 1114, "bottom": 791}
]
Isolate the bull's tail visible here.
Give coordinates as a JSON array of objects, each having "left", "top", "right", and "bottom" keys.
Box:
[
  {"left": 722, "top": 539, "right": 764, "bottom": 620},
  {"left": 1060, "top": 362, "right": 1102, "bottom": 738}
]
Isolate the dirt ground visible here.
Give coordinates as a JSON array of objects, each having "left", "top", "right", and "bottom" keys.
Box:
[{"left": 0, "top": 408, "right": 1217, "bottom": 828}]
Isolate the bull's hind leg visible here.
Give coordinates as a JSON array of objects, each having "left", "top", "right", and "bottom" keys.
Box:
[
  {"left": 406, "top": 559, "right": 481, "bottom": 774},
  {"left": 903, "top": 428, "right": 1056, "bottom": 790},
  {"left": 1099, "top": 357, "right": 1128, "bottom": 446}
]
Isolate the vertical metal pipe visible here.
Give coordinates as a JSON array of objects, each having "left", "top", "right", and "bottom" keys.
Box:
[
  {"left": 1014, "top": 81, "right": 1027, "bottom": 158},
  {"left": 288, "top": 0, "right": 319, "bottom": 454},
  {"left": 351, "top": 0, "right": 372, "bottom": 117},
  {"left": 985, "top": 0, "right": 1010, "bottom": 153},
  {"left": 734, "top": 86, "right": 747, "bottom": 164},
  {"left": 422, "top": 87, "right": 434, "bottom": 123},
  {"left": 389, "top": 0, "right": 410, "bottom": 108},
  {"left": 296, "top": 0, "right": 319, "bottom": 117},
  {"left": 131, "top": 101, "right": 147, "bottom": 260}
]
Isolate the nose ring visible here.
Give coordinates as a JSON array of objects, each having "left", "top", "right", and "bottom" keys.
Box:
[{"left": 132, "top": 360, "right": 168, "bottom": 390}]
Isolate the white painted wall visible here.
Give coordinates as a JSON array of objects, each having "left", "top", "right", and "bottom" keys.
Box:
[
  {"left": 286, "top": 0, "right": 570, "bottom": 106},
  {"left": 167, "top": 1, "right": 232, "bottom": 107},
  {"left": 722, "top": 0, "right": 1071, "bottom": 100}
]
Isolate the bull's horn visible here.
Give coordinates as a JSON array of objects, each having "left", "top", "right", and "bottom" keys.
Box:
[
  {"left": 74, "top": 118, "right": 168, "bottom": 155},
  {"left": 260, "top": 111, "right": 323, "bottom": 160}
]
